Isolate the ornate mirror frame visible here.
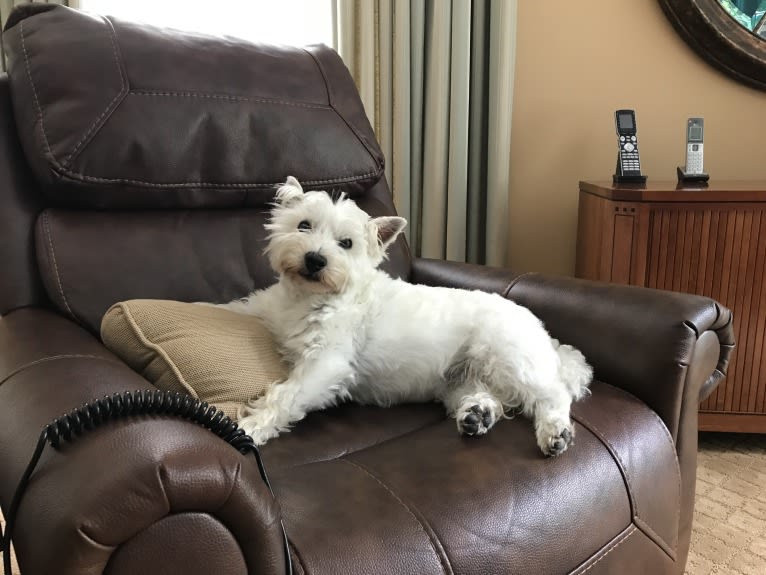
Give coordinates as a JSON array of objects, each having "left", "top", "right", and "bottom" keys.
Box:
[{"left": 658, "top": 0, "right": 766, "bottom": 91}]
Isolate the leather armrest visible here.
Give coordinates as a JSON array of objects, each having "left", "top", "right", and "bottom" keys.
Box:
[
  {"left": 410, "top": 258, "right": 735, "bottom": 442},
  {"left": 0, "top": 308, "right": 286, "bottom": 575},
  {"left": 411, "top": 257, "right": 527, "bottom": 296}
]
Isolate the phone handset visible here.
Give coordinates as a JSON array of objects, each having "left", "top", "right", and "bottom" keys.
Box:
[
  {"left": 677, "top": 117, "right": 708, "bottom": 183},
  {"left": 685, "top": 118, "right": 704, "bottom": 174},
  {"left": 613, "top": 109, "right": 647, "bottom": 183}
]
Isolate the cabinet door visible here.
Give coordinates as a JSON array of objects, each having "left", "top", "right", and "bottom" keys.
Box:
[
  {"left": 575, "top": 193, "right": 647, "bottom": 285},
  {"left": 645, "top": 204, "right": 766, "bottom": 423}
]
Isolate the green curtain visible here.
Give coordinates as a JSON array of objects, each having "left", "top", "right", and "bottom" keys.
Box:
[
  {"left": 1, "top": 0, "right": 75, "bottom": 72},
  {"left": 335, "top": 0, "right": 517, "bottom": 266}
]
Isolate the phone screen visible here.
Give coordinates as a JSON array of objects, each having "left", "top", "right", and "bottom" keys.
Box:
[
  {"left": 688, "top": 125, "right": 703, "bottom": 142},
  {"left": 618, "top": 112, "right": 634, "bottom": 131}
]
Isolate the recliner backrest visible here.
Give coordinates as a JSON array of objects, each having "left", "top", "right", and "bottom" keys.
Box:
[{"left": 0, "top": 4, "right": 409, "bottom": 332}]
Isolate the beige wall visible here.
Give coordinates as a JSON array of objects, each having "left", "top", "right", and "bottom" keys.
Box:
[{"left": 509, "top": 1, "right": 766, "bottom": 276}]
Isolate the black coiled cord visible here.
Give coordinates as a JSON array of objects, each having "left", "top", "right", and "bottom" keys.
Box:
[{"left": 0, "top": 390, "right": 292, "bottom": 575}]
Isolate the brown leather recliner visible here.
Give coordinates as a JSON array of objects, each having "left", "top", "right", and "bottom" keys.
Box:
[{"left": 0, "top": 5, "right": 734, "bottom": 575}]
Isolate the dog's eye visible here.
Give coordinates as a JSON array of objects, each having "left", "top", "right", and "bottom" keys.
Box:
[
  {"left": 297, "top": 220, "right": 312, "bottom": 231},
  {"left": 338, "top": 238, "right": 353, "bottom": 250}
]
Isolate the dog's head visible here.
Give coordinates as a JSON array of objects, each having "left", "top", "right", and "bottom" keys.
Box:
[{"left": 265, "top": 176, "right": 407, "bottom": 295}]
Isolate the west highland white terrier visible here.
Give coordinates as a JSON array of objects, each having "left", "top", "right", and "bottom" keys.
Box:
[{"left": 215, "top": 177, "right": 593, "bottom": 456}]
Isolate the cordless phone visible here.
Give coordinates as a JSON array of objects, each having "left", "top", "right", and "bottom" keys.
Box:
[
  {"left": 684, "top": 118, "right": 704, "bottom": 174},
  {"left": 613, "top": 109, "right": 646, "bottom": 183},
  {"left": 677, "top": 116, "right": 709, "bottom": 183}
]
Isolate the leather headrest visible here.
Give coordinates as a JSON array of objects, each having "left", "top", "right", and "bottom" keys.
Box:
[{"left": 2, "top": 4, "right": 383, "bottom": 208}]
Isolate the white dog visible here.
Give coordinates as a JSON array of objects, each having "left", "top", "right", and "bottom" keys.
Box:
[{"left": 215, "top": 177, "right": 592, "bottom": 456}]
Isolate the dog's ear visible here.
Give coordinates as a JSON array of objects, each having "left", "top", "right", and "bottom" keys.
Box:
[
  {"left": 369, "top": 216, "right": 407, "bottom": 255},
  {"left": 275, "top": 176, "right": 304, "bottom": 206}
]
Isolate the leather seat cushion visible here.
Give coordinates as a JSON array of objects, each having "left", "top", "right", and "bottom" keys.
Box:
[{"left": 261, "top": 381, "right": 681, "bottom": 575}]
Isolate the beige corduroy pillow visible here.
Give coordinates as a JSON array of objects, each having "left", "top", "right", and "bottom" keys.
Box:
[{"left": 100, "top": 300, "right": 288, "bottom": 420}]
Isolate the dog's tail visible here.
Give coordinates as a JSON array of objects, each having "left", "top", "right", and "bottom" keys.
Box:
[{"left": 553, "top": 339, "right": 593, "bottom": 400}]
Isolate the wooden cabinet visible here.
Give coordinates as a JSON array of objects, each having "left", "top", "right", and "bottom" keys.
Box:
[{"left": 576, "top": 180, "right": 766, "bottom": 433}]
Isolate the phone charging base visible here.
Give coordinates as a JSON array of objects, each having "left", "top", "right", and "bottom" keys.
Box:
[
  {"left": 676, "top": 167, "right": 709, "bottom": 184},
  {"left": 613, "top": 174, "right": 647, "bottom": 184}
]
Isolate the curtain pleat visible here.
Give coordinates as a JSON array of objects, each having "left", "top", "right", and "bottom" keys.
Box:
[
  {"left": 378, "top": 0, "right": 393, "bottom": 189},
  {"left": 445, "top": 0, "right": 470, "bottom": 262},
  {"left": 420, "top": 0, "right": 450, "bottom": 259},
  {"left": 408, "top": 0, "right": 425, "bottom": 251},
  {"left": 334, "top": 0, "right": 517, "bottom": 264},
  {"left": 467, "top": 0, "right": 488, "bottom": 264},
  {"left": 391, "top": 0, "right": 411, "bottom": 237},
  {"left": 484, "top": 0, "right": 515, "bottom": 266}
]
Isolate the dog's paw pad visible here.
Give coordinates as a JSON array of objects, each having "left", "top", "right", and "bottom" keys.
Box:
[
  {"left": 458, "top": 404, "right": 496, "bottom": 437},
  {"left": 544, "top": 427, "right": 574, "bottom": 457}
]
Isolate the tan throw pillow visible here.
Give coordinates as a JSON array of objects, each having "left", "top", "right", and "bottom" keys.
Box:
[{"left": 100, "top": 300, "right": 288, "bottom": 420}]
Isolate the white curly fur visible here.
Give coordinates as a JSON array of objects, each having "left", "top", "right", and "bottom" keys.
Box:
[{"left": 213, "top": 177, "right": 593, "bottom": 456}]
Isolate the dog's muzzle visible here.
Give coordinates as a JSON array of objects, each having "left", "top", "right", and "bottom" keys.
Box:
[{"left": 300, "top": 251, "right": 327, "bottom": 281}]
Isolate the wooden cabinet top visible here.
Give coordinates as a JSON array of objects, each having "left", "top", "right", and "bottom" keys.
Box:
[{"left": 579, "top": 180, "right": 766, "bottom": 202}]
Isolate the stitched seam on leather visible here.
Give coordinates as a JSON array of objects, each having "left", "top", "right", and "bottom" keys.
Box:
[
  {"left": 633, "top": 516, "right": 676, "bottom": 560},
  {"left": 574, "top": 525, "right": 636, "bottom": 575},
  {"left": 0, "top": 354, "right": 121, "bottom": 386},
  {"left": 303, "top": 47, "right": 384, "bottom": 176},
  {"left": 62, "top": 15, "right": 128, "bottom": 167},
  {"left": 644, "top": 391, "right": 682, "bottom": 533},
  {"left": 42, "top": 212, "right": 76, "bottom": 319},
  {"left": 599, "top": 382, "right": 678, "bottom": 453},
  {"left": 572, "top": 410, "right": 677, "bottom": 558},
  {"left": 287, "top": 541, "right": 308, "bottom": 575},
  {"left": 50, "top": 166, "right": 382, "bottom": 188},
  {"left": 304, "top": 48, "right": 332, "bottom": 105},
  {"left": 339, "top": 459, "right": 454, "bottom": 575},
  {"left": 129, "top": 90, "right": 331, "bottom": 109},
  {"left": 502, "top": 271, "right": 537, "bottom": 299},
  {"left": 600, "top": 381, "right": 682, "bottom": 535},
  {"left": 571, "top": 412, "right": 638, "bottom": 516},
  {"left": 20, "top": 23, "right": 380, "bottom": 190},
  {"left": 20, "top": 20, "right": 55, "bottom": 163}
]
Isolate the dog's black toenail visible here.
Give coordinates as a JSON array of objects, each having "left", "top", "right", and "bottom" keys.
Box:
[
  {"left": 561, "top": 428, "right": 572, "bottom": 442},
  {"left": 470, "top": 405, "right": 482, "bottom": 415},
  {"left": 464, "top": 413, "right": 480, "bottom": 425}
]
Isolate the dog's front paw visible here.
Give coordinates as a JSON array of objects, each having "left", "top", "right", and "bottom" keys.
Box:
[
  {"left": 240, "top": 423, "right": 281, "bottom": 446},
  {"left": 457, "top": 404, "right": 497, "bottom": 437},
  {"left": 536, "top": 420, "right": 574, "bottom": 457},
  {"left": 237, "top": 415, "right": 281, "bottom": 446}
]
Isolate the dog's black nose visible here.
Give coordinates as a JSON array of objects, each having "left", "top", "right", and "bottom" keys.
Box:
[{"left": 304, "top": 252, "right": 327, "bottom": 274}]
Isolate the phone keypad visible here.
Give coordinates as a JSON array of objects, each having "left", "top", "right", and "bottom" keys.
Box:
[
  {"left": 686, "top": 144, "right": 703, "bottom": 174},
  {"left": 619, "top": 140, "right": 641, "bottom": 174}
]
